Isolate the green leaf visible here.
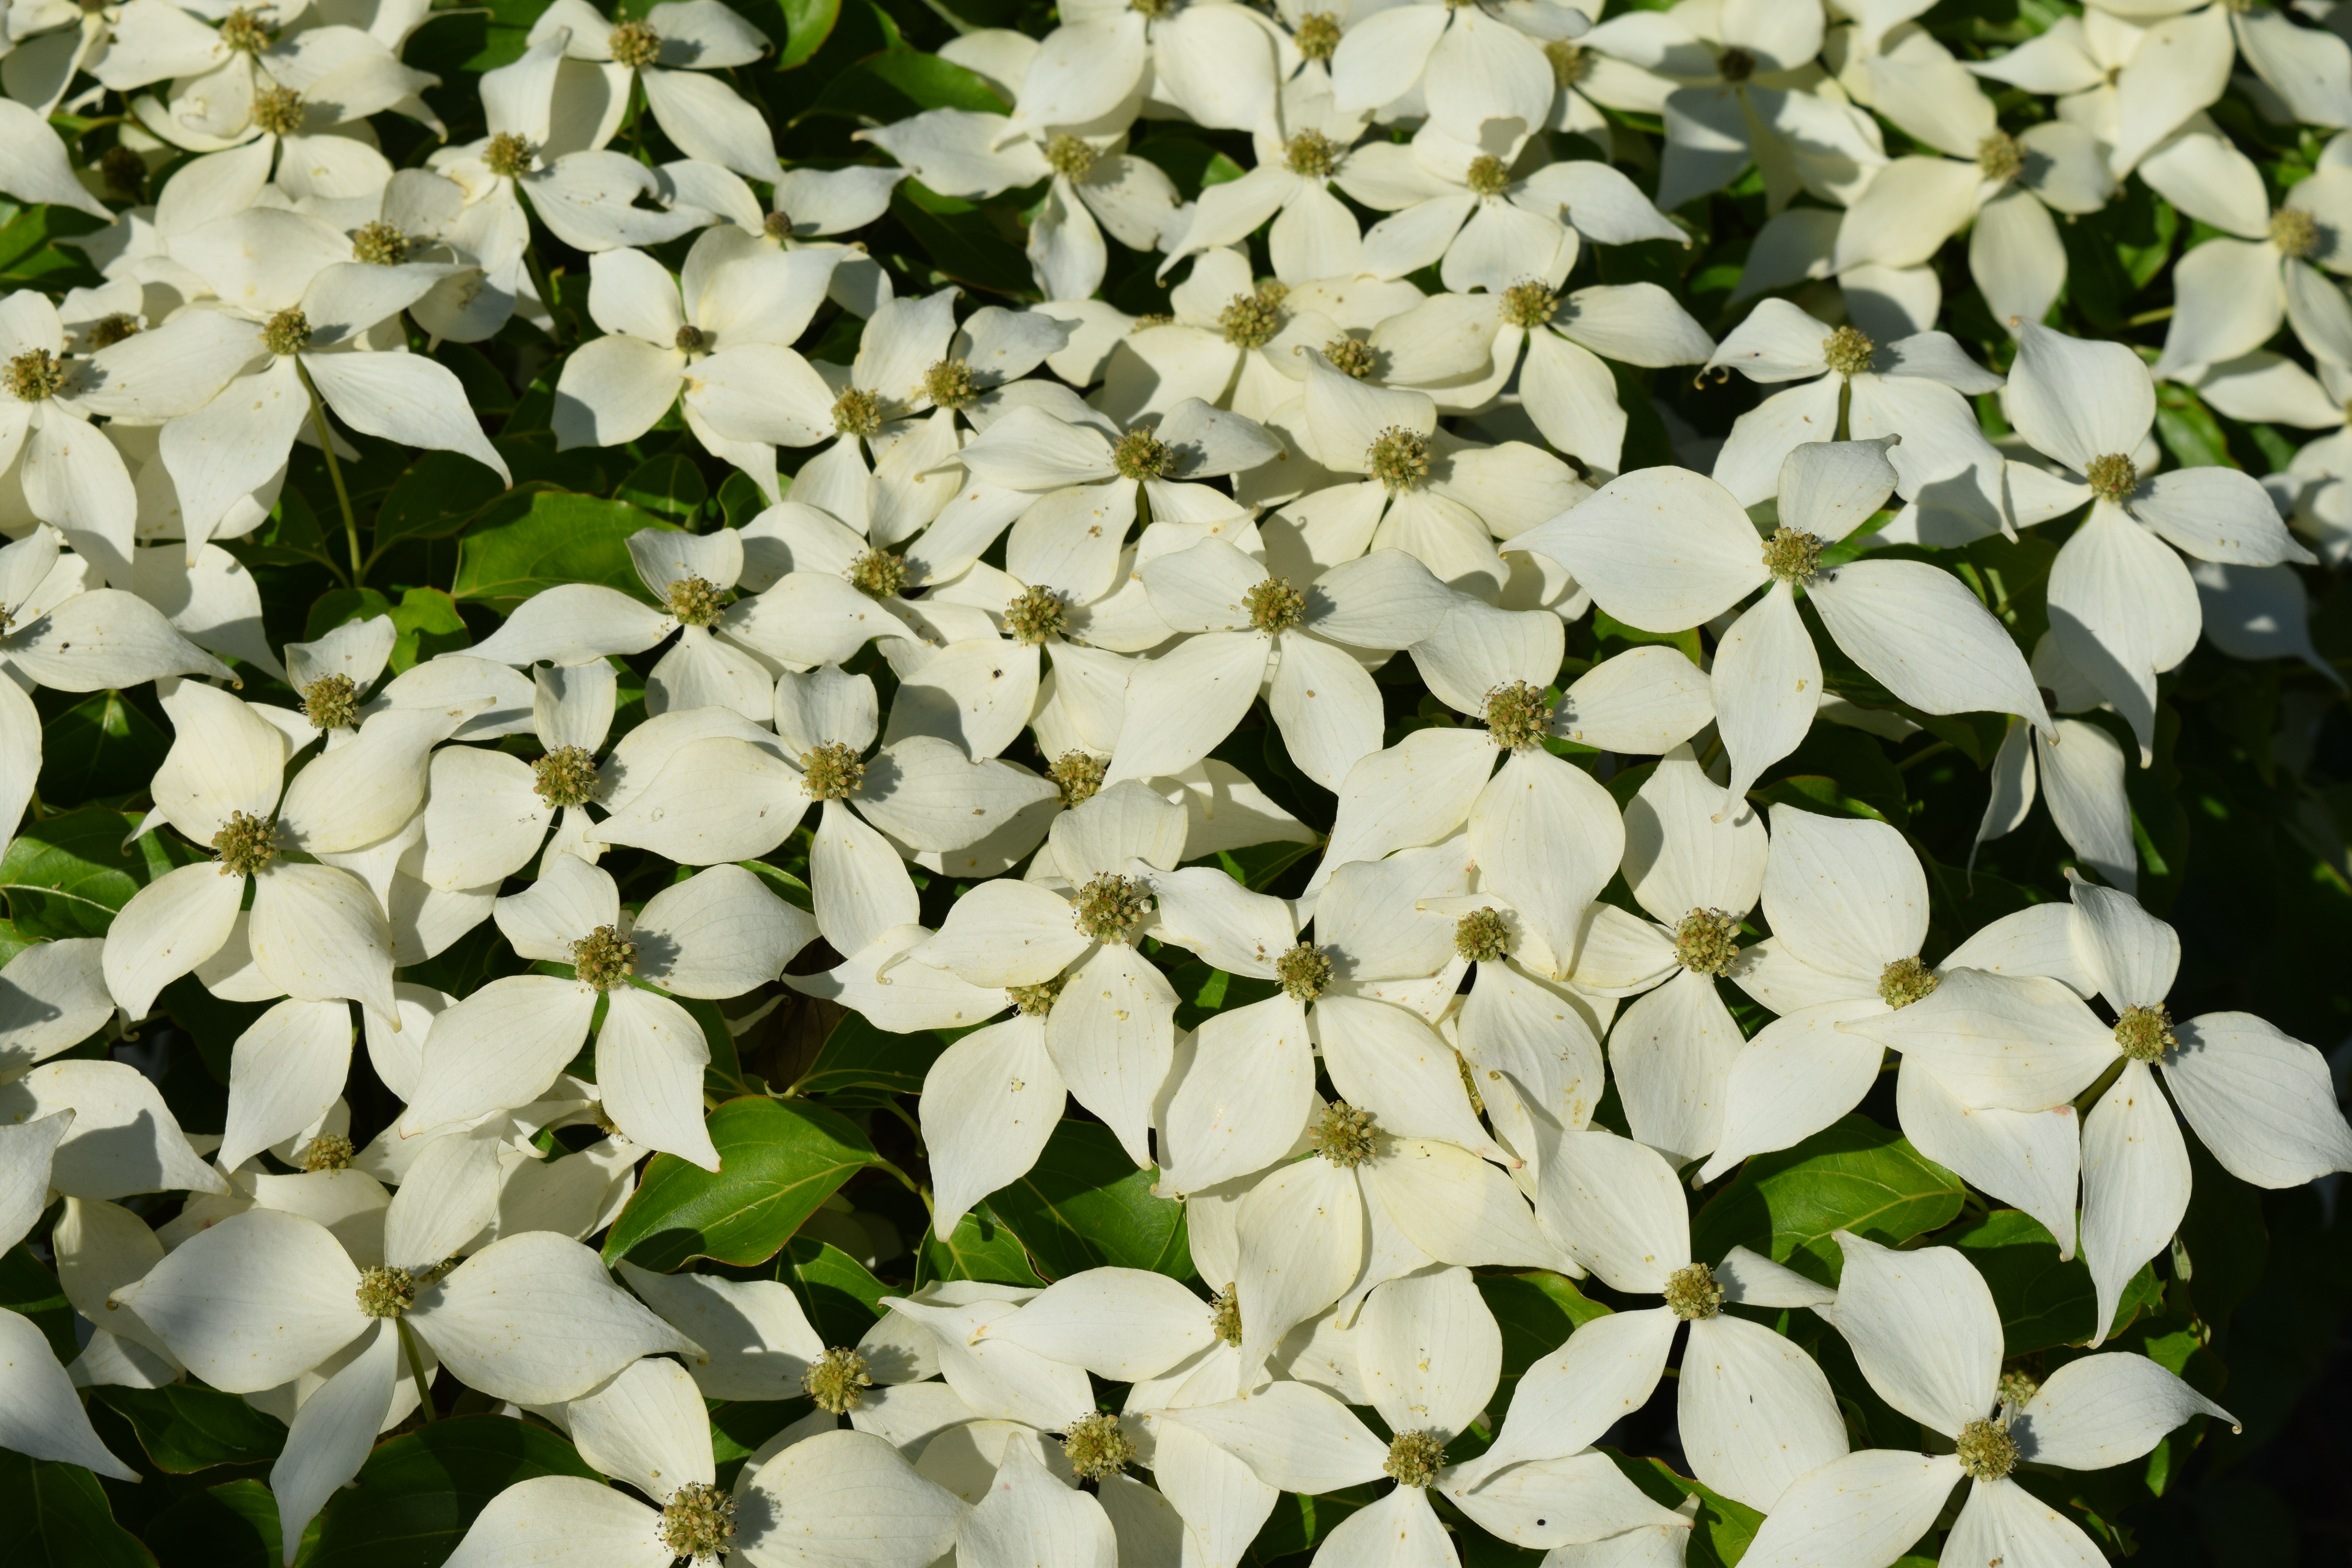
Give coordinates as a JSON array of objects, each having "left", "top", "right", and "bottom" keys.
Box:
[
  {"left": 779, "top": 0, "right": 840, "bottom": 66},
  {"left": 1690, "top": 1114, "right": 1967, "bottom": 1287},
  {"left": 1945, "top": 1209, "right": 2163, "bottom": 1355},
  {"left": 602, "top": 1096, "right": 881, "bottom": 1270},
  {"left": 616, "top": 455, "right": 708, "bottom": 520},
  {"left": 304, "top": 587, "right": 395, "bottom": 640},
  {"left": 0, "top": 806, "right": 154, "bottom": 940},
  {"left": 816, "top": 51, "right": 1006, "bottom": 120},
  {"left": 1477, "top": 1270, "right": 1611, "bottom": 1415},
  {"left": 385, "top": 587, "right": 470, "bottom": 671},
  {"left": 452, "top": 490, "right": 676, "bottom": 611},
  {"left": 0, "top": 1243, "right": 77, "bottom": 1361},
  {"left": 890, "top": 182, "right": 1037, "bottom": 298},
  {"left": 777, "top": 1234, "right": 890, "bottom": 1347},
  {"left": 37, "top": 693, "right": 171, "bottom": 809},
  {"left": 919, "top": 1203, "right": 1046, "bottom": 1287},
  {"left": 94, "top": 1385, "right": 289, "bottom": 1474},
  {"left": 792, "top": 1010, "right": 949, "bottom": 1099},
  {"left": 985, "top": 1119, "right": 1191, "bottom": 1281},
  {"left": 140, "top": 1479, "right": 285, "bottom": 1568},
  {"left": 717, "top": 470, "right": 769, "bottom": 529},
  {"left": 304, "top": 1416, "right": 598, "bottom": 1568},
  {"left": 1601, "top": 1450, "right": 1763, "bottom": 1568},
  {"left": 0, "top": 1450, "right": 156, "bottom": 1568},
  {"left": 373, "top": 450, "right": 510, "bottom": 549}
]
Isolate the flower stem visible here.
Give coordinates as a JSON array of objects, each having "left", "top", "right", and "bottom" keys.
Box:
[
  {"left": 294, "top": 357, "right": 365, "bottom": 586},
  {"left": 396, "top": 1318, "right": 436, "bottom": 1421},
  {"left": 1835, "top": 375, "right": 1852, "bottom": 442}
]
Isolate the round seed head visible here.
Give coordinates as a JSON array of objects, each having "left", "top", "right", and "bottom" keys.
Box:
[
  {"left": 1761, "top": 525, "right": 1824, "bottom": 585},
  {"left": 1285, "top": 129, "right": 1340, "bottom": 178},
  {"left": 1546, "top": 39, "right": 1591, "bottom": 86},
  {"left": 2114, "top": 1002, "right": 2175, "bottom": 1063},
  {"left": 1484, "top": 680, "right": 1554, "bottom": 751},
  {"left": 218, "top": 6, "right": 269, "bottom": 52},
  {"left": 89, "top": 313, "right": 142, "bottom": 350},
  {"left": 484, "top": 132, "right": 535, "bottom": 178},
  {"left": 2271, "top": 205, "right": 2320, "bottom": 260},
  {"left": 1674, "top": 908, "right": 1740, "bottom": 977},
  {"left": 1465, "top": 154, "right": 1511, "bottom": 197},
  {"left": 1051, "top": 750, "right": 1108, "bottom": 807},
  {"left": 5, "top": 349, "right": 66, "bottom": 403},
  {"left": 1311, "top": 1100, "right": 1379, "bottom": 1167},
  {"left": 261, "top": 307, "right": 311, "bottom": 358},
  {"left": 1976, "top": 131, "right": 2025, "bottom": 183},
  {"left": 1367, "top": 425, "right": 1431, "bottom": 492},
  {"left": 533, "top": 744, "right": 599, "bottom": 809},
  {"left": 251, "top": 85, "right": 305, "bottom": 136},
  {"left": 832, "top": 386, "right": 884, "bottom": 437},
  {"left": 675, "top": 323, "right": 709, "bottom": 354},
  {"left": 351, "top": 221, "right": 407, "bottom": 266},
  {"left": 1210, "top": 1285, "right": 1242, "bottom": 1346},
  {"left": 570, "top": 924, "right": 637, "bottom": 992},
  {"left": 1010, "top": 976, "right": 1066, "bottom": 1016},
  {"left": 100, "top": 145, "right": 148, "bottom": 200},
  {"left": 924, "top": 356, "right": 979, "bottom": 409},
  {"left": 1384, "top": 1430, "right": 1448, "bottom": 1488},
  {"left": 1295, "top": 9, "right": 1340, "bottom": 56},
  {"left": 303, "top": 1132, "right": 355, "bottom": 1172},
  {"left": 1219, "top": 290, "right": 1283, "bottom": 348},
  {"left": 1717, "top": 45, "right": 1756, "bottom": 81},
  {"left": 212, "top": 811, "right": 278, "bottom": 877},
  {"left": 802, "top": 1346, "right": 873, "bottom": 1414},
  {"left": 355, "top": 1264, "right": 416, "bottom": 1318},
  {"left": 1956, "top": 1417, "right": 2018, "bottom": 1482},
  {"left": 608, "top": 18, "right": 662, "bottom": 67},
  {"left": 847, "top": 547, "right": 907, "bottom": 599},
  {"left": 1004, "top": 583, "right": 1068, "bottom": 644},
  {"left": 1044, "top": 134, "right": 1099, "bottom": 178},
  {"left": 1822, "top": 324, "right": 1874, "bottom": 377},
  {"left": 764, "top": 209, "right": 794, "bottom": 240},
  {"left": 1245, "top": 576, "right": 1306, "bottom": 633},
  {"left": 1324, "top": 336, "right": 1376, "bottom": 378},
  {"left": 2085, "top": 452, "right": 2138, "bottom": 504},
  {"left": 800, "top": 740, "right": 866, "bottom": 801},
  {"left": 302, "top": 673, "right": 360, "bottom": 730},
  {"left": 1276, "top": 942, "right": 1333, "bottom": 1003},
  {"left": 1062, "top": 1411, "right": 1136, "bottom": 1480},
  {"left": 1664, "top": 1260, "right": 1723, "bottom": 1321},
  {"left": 1878, "top": 955, "right": 1939, "bottom": 1010},
  {"left": 666, "top": 573, "right": 728, "bottom": 627},
  {"left": 1454, "top": 907, "right": 1511, "bottom": 964},
  {"left": 1112, "top": 427, "right": 1177, "bottom": 481},
  {"left": 1998, "top": 1366, "right": 2042, "bottom": 1407},
  {"left": 658, "top": 1481, "right": 736, "bottom": 1561},
  {"left": 1072, "top": 874, "right": 1153, "bottom": 944},
  {"left": 1502, "top": 279, "right": 1558, "bottom": 330}
]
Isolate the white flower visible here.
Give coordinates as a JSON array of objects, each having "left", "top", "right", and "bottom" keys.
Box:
[
  {"left": 1328, "top": 0, "right": 1563, "bottom": 149},
  {"left": 0, "top": 1305, "right": 142, "bottom": 1480},
  {"left": 0, "top": 99, "right": 113, "bottom": 218},
  {"left": 2066, "top": 0, "right": 2352, "bottom": 171},
  {"left": 1742, "top": 1229, "right": 2234, "bottom": 1568},
  {"left": 1, "top": 292, "right": 143, "bottom": 577},
  {"left": 1973, "top": 633, "right": 2137, "bottom": 894},
  {"left": 1018, "top": 0, "right": 1291, "bottom": 138},
  {"left": 1161, "top": 66, "right": 1369, "bottom": 285},
  {"left": 2147, "top": 160, "right": 2352, "bottom": 382},
  {"left": 419, "top": 661, "right": 620, "bottom": 892},
  {"left": 529, "top": 0, "right": 779, "bottom": 178},
  {"left": 2001, "top": 323, "right": 2316, "bottom": 760},
  {"left": 1517, "top": 444, "right": 2049, "bottom": 808}
]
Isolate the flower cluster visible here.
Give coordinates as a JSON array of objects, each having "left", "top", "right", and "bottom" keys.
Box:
[{"left": 0, "top": 0, "right": 2348, "bottom": 1565}]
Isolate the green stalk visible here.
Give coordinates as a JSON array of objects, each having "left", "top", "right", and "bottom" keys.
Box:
[{"left": 295, "top": 356, "right": 364, "bottom": 585}]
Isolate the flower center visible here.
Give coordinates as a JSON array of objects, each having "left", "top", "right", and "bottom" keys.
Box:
[
  {"left": 2085, "top": 452, "right": 2138, "bottom": 503},
  {"left": 924, "top": 356, "right": 978, "bottom": 409},
  {"left": 1718, "top": 45, "right": 1756, "bottom": 82},
  {"left": 1822, "top": 325, "right": 1874, "bottom": 377},
  {"left": 1762, "top": 525, "right": 1824, "bottom": 585},
  {"left": 1050, "top": 750, "right": 1108, "bottom": 807},
  {"left": 1546, "top": 39, "right": 1590, "bottom": 86},
  {"left": 218, "top": 6, "right": 269, "bottom": 52},
  {"left": 2114, "top": 1002, "right": 2175, "bottom": 1063},
  {"left": 1210, "top": 1285, "right": 1242, "bottom": 1345},
  {"left": 5, "top": 349, "right": 65, "bottom": 403},
  {"left": 1465, "top": 154, "right": 1511, "bottom": 197},
  {"left": 355, "top": 1264, "right": 416, "bottom": 1318},
  {"left": 303, "top": 1132, "right": 355, "bottom": 1172},
  {"left": 1324, "top": 336, "right": 1375, "bottom": 378},
  {"left": 351, "top": 221, "right": 407, "bottom": 266},
  {"left": 1062, "top": 1412, "right": 1136, "bottom": 1481},
  {"left": 212, "top": 810, "right": 277, "bottom": 877},
  {"left": 1245, "top": 577, "right": 1306, "bottom": 634},
  {"left": 1219, "top": 289, "right": 1283, "bottom": 349},
  {"left": 1501, "top": 280, "right": 1558, "bottom": 330},
  {"left": 1276, "top": 941, "right": 1332, "bottom": 1002},
  {"left": 1295, "top": 11, "right": 1339, "bottom": 58},
  {"left": 1285, "top": 130, "right": 1340, "bottom": 178},
  {"left": 1072, "top": 874, "right": 1153, "bottom": 944},
  {"left": 1010, "top": 976, "right": 1065, "bottom": 1016},
  {"left": 608, "top": 18, "right": 661, "bottom": 67},
  {"left": 1112, "top": 427, "right": 1176, "bottom": 481},
  {"left": 802, "top": 1346, "right": 872, "bottom": 1413},
  {"left": 799, "top": 740, "right": 865, "bottom": 801},
  {"left": 1955, "top": 1417, "right": 2018, "bottom": 1482},
  {"left": 1384, "top": 1430, "right": 1448, "bottom": 1487},
  {"left": 251, "top": 85, "right": 305, "bottom": 136},
  {"left": 1004, "top": 583, "right": 1068, "bottom": 644},
  {"left": 1976, "top": 131, "right": 2025, "bottom": 184},
  {"left": 1664, "top": 1260, "right": 1723, "bottom": 1321},
  {"left": 658, "top": 1481, "right": 736, "bottom": 1561},
  {"left": 89, "top": 313, "right": 141, "bottom": 349},
  {"left": 1311, "top": 1100, "right": 1379, "bottom": 1167},
  {"left": 1044, "top": 134, "right": 1098, "bottom": 178},
  {"left": 1484, "top": 680, "right": 1553, "bottom": 750},
  {"left": 302, "top": 673, "right": 359, "bottom": 730},
  {"left": 764, "top": 209, "right": 793, "bottom": 240},
  {"left": 1454, "top": 907, "right": 1510, "bottom": 964},
  {"left": 100, "top": 146, "right": 147, "bottom": 199},
  {"left": 1674, "top": 908, "right": 1740, "bottom": 976},
  {"left": 484, "top": 132, "right": 534, "bottom": 178},
  {"left": 1878, "top": 956, "right": 1939, "bottom": 1009},
  {"left": 261, "top": 307, "right": 310, "bottom": 358},
  {"left": 571, "top": 924, "right": 637, "bottom": 991},
  {"left": 533, "top": 744, "right": 599, "bottom": 809},
  {"left": 666, "top": 574, "right": 727, "bottom": 626},
  {"left": 847, "top": 547, "right": 906, "bottom": 599},
  {"left": 2271, "top": 206, "right": 2320, "bottom": 260},
  {"left": 832, "top": 386, "right": 884, "bottom": 437},
  {"left": 1998, "top": 1366, "right": 2041, "bottom": 1407},
  {"left": 674, "top": 323, "right": 709, "bottom": 354},
  {"left": 1131, "top": 0, "right": 1173, "bottom": 16},
  {"left": 1367, "top": 426, "right": 1431, "bottom": 492}
]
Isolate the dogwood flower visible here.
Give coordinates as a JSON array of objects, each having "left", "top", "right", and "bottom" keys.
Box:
[
  {"left": 1973, "top": 635, "right": 2138, "bottom": 893},
  {"left": 1161, "top": 67, "right": 1369, "bottom": 285},
  {"left": 2149, "top": 162, "right": 2352, "bottom": 382},
  {"left": 1008, "top": 0, "right": 1290, "bottom": 139},
  {"left": 1, "top": 292, "right": 144, "bottom": 576},
  {"left": 1741, "top": 1230, "right": 2234, "bottom": 1568},
  {"left": 1328, "top": 0, "right": 1560, "bottom": 149},
  {"left": 1515, "top": 443, "right": 2049, "bottom": 808},
  {"left": 419, "top": 661, "right": 618, "bottom": 891},
  {"left": 0, "top": 1306, "right": 142, "bottom": 1479},
  {"left": 528, "top": 0, "right": 779, "bottom": 178},
  {"left": 2002, "top": 323, "right": 2316, "bottom": 760}
]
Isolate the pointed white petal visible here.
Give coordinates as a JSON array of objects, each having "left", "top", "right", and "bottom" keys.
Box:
[
  {"left": 110, "top": 1209, "right": 367, "bottom": 1393},
  {"left": 1739, "top": 1449, "right": 1967, "bottom": 1568},
  {"left": 1828, "top": 1230, "right": 2000, "bottom": 1436}
]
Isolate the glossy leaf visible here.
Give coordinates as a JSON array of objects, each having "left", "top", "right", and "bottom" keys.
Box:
[
  {"left": 1690, "top": 1114, "right": 1966, "bottom": 1287},
  {"left": 601, "top": 1096, "right": 880, "bottom": 1270},
  {"left": 985, "top": 1118, "right": 1191, "bottom": 1281}
]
